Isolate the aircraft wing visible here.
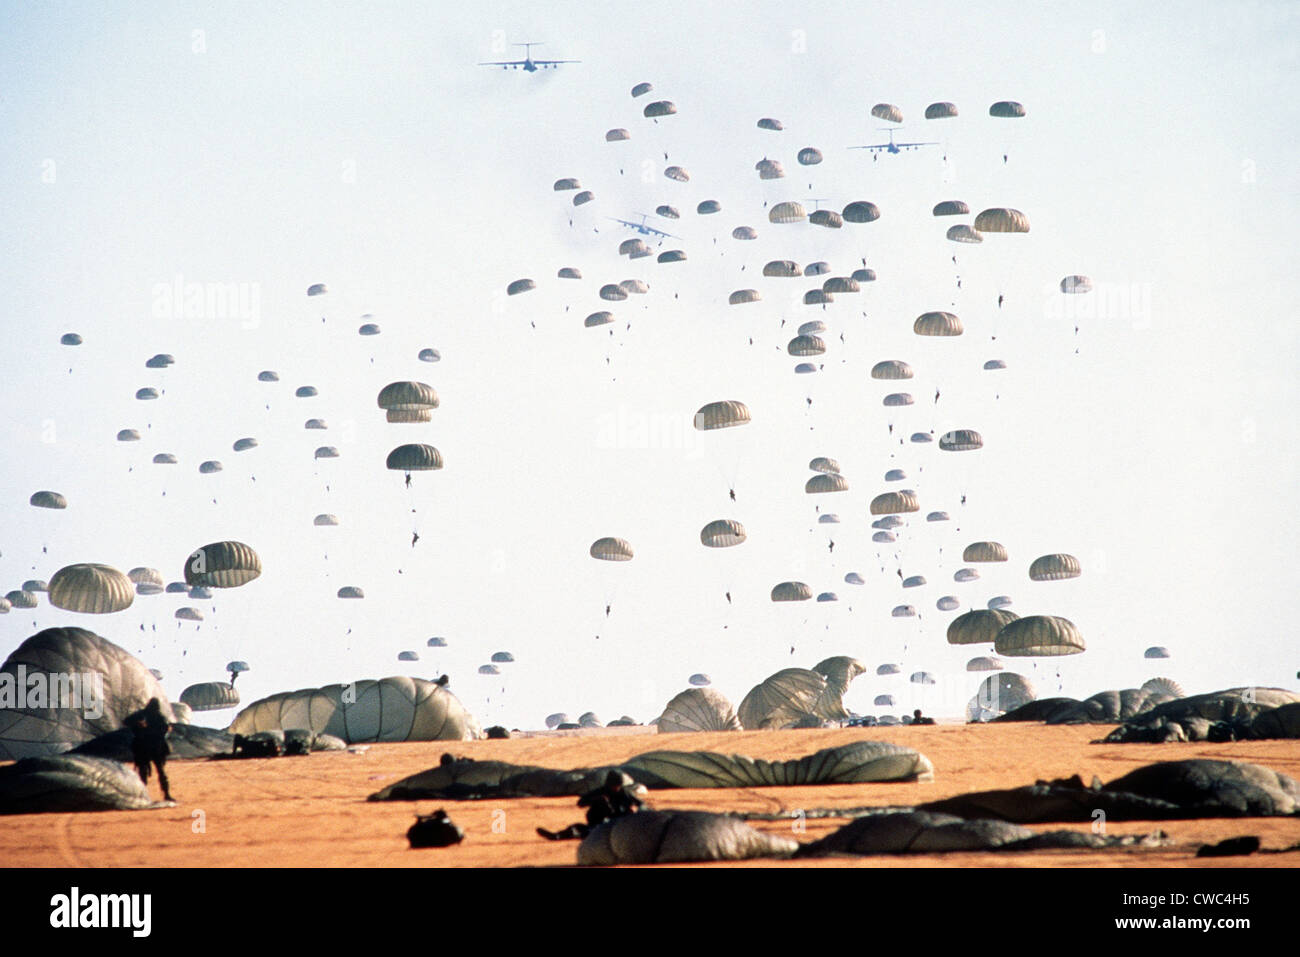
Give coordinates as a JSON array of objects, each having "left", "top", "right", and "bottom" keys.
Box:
[
  {"left": 896, "top": 141, "right": 939, "bottom": 147},
  {"left": 532, "top": 59, "right": 580, "bottom": 65},
  {"left": 847, "top": 144, "right": 890, "bottom": 152},
  {"left": 478, "top": 60, "right": 526, "bottom": 66}
]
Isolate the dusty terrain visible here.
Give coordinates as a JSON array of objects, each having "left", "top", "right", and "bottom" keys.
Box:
[{"left": 3, "top": 722, "right": 1297, "bottom": 867}]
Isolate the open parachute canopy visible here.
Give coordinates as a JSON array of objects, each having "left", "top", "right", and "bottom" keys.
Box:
[{"left": 184, "top": 541, "right": 261, "bottom": 588}]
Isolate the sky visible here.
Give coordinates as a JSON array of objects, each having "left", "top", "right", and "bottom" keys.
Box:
[{"left": 1, "top": 1, "right": 1297, "bottom": 728}]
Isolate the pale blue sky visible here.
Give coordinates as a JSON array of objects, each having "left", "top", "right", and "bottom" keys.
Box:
[{"left": 1, "top": 1, "right": 1297, "bottom": 726}]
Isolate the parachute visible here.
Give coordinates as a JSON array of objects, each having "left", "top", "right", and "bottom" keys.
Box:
[
  {"left": 788, "top": 334, "right": 826, "bottom": 356},
  {"left": 764, "top": 260, "right": 802, "bottom": 278},
  {"left": 994, "top": 616, "right": 1085, "bottom": 657},
  {"left": 963, "top": 542, "right": 1008, "bottom": 563},
  {"left": 306, "top": 283, "right": 327, "bottom": 296},
  {"left": 818, "top": 514, "right": 840, "bottom": 524},
  {"left": 987, "top": 596, "right": 1014, "bottom": 610},
  {"left": 816, "top": 592, "right": 838, "bottom": 602},
  {"left": 768, "top": 201, "right": 807, "bottom": 224},
  {"left": 932, "top": 200, "right": 969, "bottom": 216},
  {"left": 590, "top": 537, "right": 635, "bottom": 561},
  {"left": 619, "top": 238, "right": 648, "bottom": 256},
  {"left": 314, "top": 514, "right": 339, "bottom": 526},
  {"left": 198, "top": 461, "right": 223, "bottom": 474},
  {"left": 258, "top": 370, "right": 279, "bottom": 382},
  {"left": 805, "top": 473, "right": 848, "bottom": 493},
  {"left": 232, "top": 438, "right": 258, "bottom": 452},
  {"left": 966, "top": 656, "right": 1003, "bottom": 672},
  {"left": 427, "top": 637, "right": 447, "bottom": 647},
  {"left": 116, "top": 429, "right": 140, "bottom": 442},
  {"left": 876, "top": 663, "right": 901, "bottom": 676},
  {"left": 757, "top": 117, "right": 783, "bottom": 130},
  {"left": 664, "top": 166, "right": 690, "bottom": 182},
  {"left": 871, "top": 103, "right": 903, "bottom": 123},
  {"left": 910, "top": 672, "right": 936, "bottom": 686},
  {"left": 974, "top": 673, "right": 1036, "bottom": 715},
  {"left": 989, "top": 101, "right": 1026, "bottom": 118},
  {"left": 805, "top": 263, "right": 830, "bottom": 276},
  {"left": 557, "top": 267, "right": 582, "bottom": 280},
  {"left": 386, "top": 444, "right": 443, "bottom": 471},
  {"left": 983, "top": 359, "right": 1007, "bottom": 370},
  {"left": 914, "top": 311, "right": 963, "bottom": 336},
  {"left": 822, "top": 277, "right": 858, "bottom": 293},
  {"left": 304, "top": 419, "right": 327, "bottom": 430},
  {"left": 689, "top": 674, "right": 711, "bottom": 687},
  {"left": 1060, "top": 275, "right": 1093, "bottom": 294},
  {"left": 947, "top": 609, "right": 1019, "bottom": 645},
  {"left": 573, "top": 191, "right": 594, "bottom": 206},
  {"left": 658, "top": 250, "right": 686, "bottom": 263},
  {"left": 812, "top": 657, "right": 866, "bottom": 699},
  {"left": 30, "top": 491, "right": 67, "bottom": 509},
  {"left": 939, "top": 429, "right": 983, "bottom": 451},
  {"left": 601, "top": 284, "right": 629, "bottom": 301},
  {"left": 180, "top": 682, "right": 240, "bottom": 712},
  {"left": 882, "top": 393, "right": 913, "bottom": 407},
  {"left": 842, "top": 201, "right": 883, "bottom": 223},
  {"left": 545, "top": 713, "right": 570, "bottom": 729},
  {"left": 314, "top": 447, "right": 339, "bottom": 460},
  {"left": 936, "top": 596, "right": 961, "bottom": 611},
  {"left": 0, "top": 627, "right": 174, "bottom": 759},
  {"left": 60, "top": 333, "right": 83, "bottom": 346},
  {"left": 152, "top": 453, "right": 177, "bottom": 464},
  {"left": 377, "top": 382, "right": 439, "bottom": 411},
  {"left": 605, "top": 128, "right": 630, "bottom": 142},
  {"left": 738, "top": 668, "right": 842, "bottom": 729},
  {"left": 337, "top": 587, "right": 364, "bottom": 599},
  {"left": 700, "top": 519, "right": 746, "bottom": 548},
  {"left": 1144, "top": 646, "right": 1171, "bottom": 660},
  {"left": 174, "top": 607, "right": 203, "bottom": 621},
  {"left": 844, "top": 572, "right": 866, "bottom": 586},
  {"left": 295, "top": 386, "right": 318, "bottom": 397},
  {"left": 584, "top": 311, "right": 614, "bottom": 328},
  {"left": 146, "top": 353, "right": 175, "bottom": 369},
  {"left": 927, "top": 511, "right": 950, "bottom": 522},
  {"left": 974, "top": 208, "right": 1030, "bottom": 233},
  {"left": 643, "top": 100, "right": 676, "bottom": 118},
  {"left": 184, "top": 541, "right": 262, "bottom": 588},
  {"left": 694, "top": 400, "right": 751, "bottom": 430},
  {"left": 657, "top": 688, "right": 741, "bottom": 733},
  {"left": 1029, "top": 554, "right": 1082, "bottom": 581},
  {"left": 127, "top": 568, "right": 163, "bottom": 586},
  {"left": 358, "top": 322, "right": 381, "bottom": 336},
  {"left": 925, "top": 102, "right": 958, "bottom": 119},
  {"left": 1140, "top": 677, "right": 1185, "bottom": 698},
  {"left": 954, "top": 568, "right": 981, "bottom": 583},
  {"left": 892, "top": 605, "right": 917, "bottom": 618},
  {"left": 794, "top": 363, "right": 818, "bottom": 374},
  {"left": 731, "top": 226, "right": 758, "bottom": 240},
  {"left": 884, "top": 469, "right": 907, "bottom": 481},
  {"left": 770, "top": 582, "right": 813, "bottom": 602},
  {"left": 697, "top": 200, "right": 721, "bottom": 215},
  {"left": 804, "top": 290, "right": 833, "bottom": 305},
  {"left": 491, "top": 652, "right": 515, "bottom": 664},
  {"left": 874, "top": 694, "right": 896, "bottom": 707},
  {"left": 946, "top": 225, "right": 983, "bottom": 244},
  {"left": 799, "top": 320, "right": 827, "bottom": 335},
  {"left": 852, "top": 268, "right": 877, "bottom": 283},
  {"left": 48, "top": 564, "right": 134, "bottom": 614},
  {"left": 631, "top": 82, "right": 653, "bottom": 97},
  {"left": 135, "top": 388, "right": 159, "bottom": 401},
  {"left": 478, "top": 664, "right": 500, "bottom": 676},
  {"left": 809, "top": 210, "right": 842, "bottom": 228},
  {"left": 398, "top": 652, "right": 420, "bottom": 662},
  {"left": 728, "top": 288, "right": 761, "bottom": 305},
  {"left": 871, "top": 360, "right": 913, "bottom": 380},
  {"left": 553, "top": 177, "right": 581, "bottom": 191},
  {"left": 911, "top": 433, "right": 934, "bottom": 444},
  {"left": 797, "top": 147, "right": 823, "bottom": 166},
  {"left": 872, "top": 531, "right": 896, "bottom": 543},
  {"left": 619, "top": 278, "right": 649, "bottom": 295},
  {"left": 229, "top": 677, "right": 481, "bottom": 743},
  {"left": 506, "top": 278, "right": 535, "bottom": 296},
  {"left": 809, "top": 456, "right": 841, "bottom": 473},
  {"left": 870, "top": 491, "right": 919, "bottom": 515}
]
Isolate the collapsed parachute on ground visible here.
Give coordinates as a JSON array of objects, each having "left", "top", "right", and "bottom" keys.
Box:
[
  {"left": 0, "top": 628, "right": 174, "bottom": 760},
  {"left": 657, "top": 688, "right": 742, "bottom": 733},
  {"left": 230, "top": 676, "right": 482, "bottom": 743}
]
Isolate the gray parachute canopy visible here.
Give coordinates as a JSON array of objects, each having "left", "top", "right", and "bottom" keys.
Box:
[
  {"left": 579, "top": 810, "right": 797, "bottom": 865},
  {"left": 812, "top": 657, "right": 866, "bottom": 699},
  {"left": 657, "top": 688, "right": 742, "bottom": 733},
  {"left": 0, "top": 627, "right": 174, "bottom": 760},
  {"left": 229, "top": 676, "right": 482, "bottom": 743},
  {"left": 974, "top": 672, "right": 1037, "bottom": 715},
  {"left": 179, "top": 682, "right": 240, "bottom": 712}
]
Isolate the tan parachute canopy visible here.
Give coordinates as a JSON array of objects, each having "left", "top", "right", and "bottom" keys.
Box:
[
  {"left": 925, "top": 102, "right": 959, "bottom": 119},
  {"left": 585, "top": 311, "right": 614, "bottom": 328},
  {"left": 738, "top": 668, "right": 846, "bottom": 729},
  {"left": 769, "top": 201, "right": 807, "bottom": 224},
  {"left": 184, "top": 541, "right": 262, "bottom": 588},
  {"left": 995, "top": 615, "right": 1085, "bottom": 657},
  {"left": 947, "top": 608, "right": 1019, "bottom": 645},
  {"left": 932, "top": 200, "right": 969, "bottom": 216},
  {"left": 386, "top": 444, "right": 443, "bottom": 471},
  {"left": 657, "top": 688, "right": 742, "bottom": 733},
  {"left": 0, "top": 627, "right": 174, "bottom": 759},
  {"left": 229, "top": 676, "right": 482, "bottom": 743},
  {"left": 770, "top": 581, "right": 813, "bottom": 602},
  {"left": 728, "top": 289, "right": 761, "bottom": 305},
  {"left": 732, "top": 226, "right": 758, "bottom": 240},
  {"left": 809, "top": 210, "right": 842, "bottom": 228},
  {"left": 871, "top": 360, "right": 913, "bottom": 380},
  {"left": 822, "top": 277, "right": 858, "bottom": 293},
  {"left": 914, "top": 311, "right": 963, "bottom": 336},
  {"left": 805, "top": 473, "right": 848, "bottom": 494},
  {"left": 377, "top": 382, "right": 438, "bottom": 411},
  {"left": 809, "top": 456, "right": 841, "bottom": 474},
  {"left": 605, "top": 128, "right": 630, "bottom": 142},
  {"left": 590, "top": 537, "right": 634, "bottom": 561},
  {"left": 974, "top": 208, "right": 1030, "bottom": 233},
  {"left": 700, "top": 520, "right": 746, "bottom": 548},
  {"left": 946, "top": 224, "right": 983, "bottom": 243},
  {"left": 763, "top": 260, "right": 802, "bottom": 277},
  {"left": 788, "top": 334, "right": 826, "bottom": 356},
  {"left": 694, "top": 400, "right": 751, "bottom": 430},
  {"left": 812, "top": 657, "right": 866, "bottom": 700},
  {"left": 755, "top": 158, "right": 784, "bottom": 180},
  {"left": 871, "top": 103, "right": 903, "bottom": 123},
  {"left": 48, "top": 564, "right": 134, "bottom": 614},
  {"left": 387, "top": 409, "right": 431, "bottom": 423},
  {"left": 870, "top": 490, "right": 919, "bottom": 515},
  {"left": 664, "top": 165, "right": 690, "bottom": 182},
  {"left": 180, "top": 682, "right": 240, "bottom": 712},
  {"left": 963, "top": 541, "right": 1009, "bottom": 563},
  {"left": 974, "top": 672, "right": 1036, "bottom": 714},
  {"left": 1029, "top": 553, "right": 1082, "bottom": 580},
  {"left": 804, "top": 290, "right": 832, "bottom": 305},
  {"left": 1141, "top": 676, "right": 1185, "bottom": 698}
]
